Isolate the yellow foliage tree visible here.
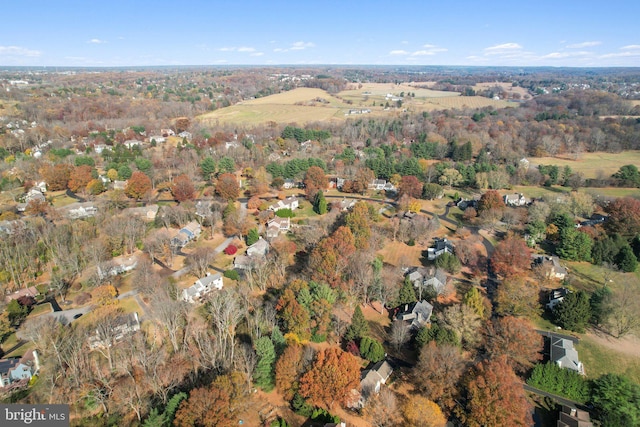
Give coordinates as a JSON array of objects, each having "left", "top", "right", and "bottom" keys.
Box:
[{"left": 403, "top": 395, "right": 447, "bottom": 427}]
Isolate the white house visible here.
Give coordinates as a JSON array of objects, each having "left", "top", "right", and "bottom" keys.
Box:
[
  {"left": 269, "top": 196, "right": 299, "bottom": 212},
  {"left": 550, "top": 337, "right": 584, "bottom": 375},
  {"left": 182, "top": 272, "right": 223, "bottom": 303},
  {"left": 504, "top": 193, "right": 527, "bottom": 207},
  {"left": 246, "top": 237, "right": 269, "bottom": 257},
  {"left": 266, "top": 217, "right": 291, "bottom": 239},
  {"left": 427, "top": 238, "right": 454, "bottom": 261}
]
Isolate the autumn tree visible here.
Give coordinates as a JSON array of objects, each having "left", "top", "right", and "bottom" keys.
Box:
[
  {"left": 276, "top": 288, "right": 311, "bottom": 340},
  {"left": 275, "top": 343, "right": 304, "bottom": 401},
  {"left": 185, "top": 247, "right": 214, "bottom": 278},
  {"left": 68, "top": 165, "right": 93, "bottom": 193},
  {"left": 477, "top": 189, "right": 505, "bottom": 213},
  {"left": 304, "top": 166, "right": 328, "bottom": 199},
  {"left": 215, "top": 173, "right": 240, "bottom": 200},
  {"left": 171, "top": 174, "right": 195, "bottom": 203},
  {"left": 40, "top": 163, "right": 72, "bottom": 191},
  {"left": 606, "top": 197, "right": 640, "bottom": 236},
  {"left": 437, "top": 304, "right": 482, "bottom": 349},
  {"left": 484, "top": 316, "right": 542, "bottom": 373},
  {"left": 362, "top": 387, "right": 401, "bottom": 427},
  {"left": 399, "top": 175, "right": 423, "bottom": 199},
  {"left": 490, "top": 236, "right": 531, "bottom": 278},
  {"left": 462, "top": 356, "right": 533, "bottom": 427},
  {"left": 414, "top": 342, "right": 466, "bottom": 410},
  {"left": 299, "top": 348, "right": 361, "bottom": 410},
  {"left": 403, "top": 395, "right": 447, "bottom": 427},
  {"left": 308, "top": 226, "right": 356, "bottom": 289},
  {"left": 125, "top": 171, "right": 152, "bottom": 200},
  {"left": 495, "top": 276, "right": 540, "bottom": 317},
  {"left": 345, "top": 201, "right": 372, "bottom": 249},
  {"left": 86, "top": 178, "right": 106, "bottom": 195}
]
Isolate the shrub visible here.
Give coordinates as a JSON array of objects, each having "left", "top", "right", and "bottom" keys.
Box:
[
  {"left": 359, "top": 336, "right": 385, "bottom": 363},
  {"left": 527, "top": 362, "right": 590, "bottom": 403},
  {"left": 275, "top": 208, "right": 295, "bottom": 218},
  {"left": 224, "top": 245, "right": 237, "bottom": 255},
  {"left": 223, "top": 270, "right": 239, "bottom": 280}
]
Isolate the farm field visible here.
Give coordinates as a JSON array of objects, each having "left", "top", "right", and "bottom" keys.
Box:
[
  {"left": 530, "top": 150, "right": 640, "bottom": 179},
  {"left": 472, "top": 81, "right": 531, "bottom": 99}
]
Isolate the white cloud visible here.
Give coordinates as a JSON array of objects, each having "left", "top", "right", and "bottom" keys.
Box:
[
  {"left": 541, "top": 51, "right": 592, "bottom": 59},
  {"left": 250, "top": 52, "right": 264, "bottom": 57},
  {"left": 237, "top": 46, "right": 255, "bottom": 52},
  {"left": 484, "top": 43, "right": 523, "bottom": 54},
  {"left": 621, "top": 45, "right": 640, "bottom": 50},
  {"left": 389, "top": 50, "right": 410, "bottom": 55},
  {"left": 422, "top": 44, "right": 437, "bottom": 48},
  {"left": 600, "top": 50, "right": 640, "bottom": 58},
  {"left": 219, "top": 47, "right": 235, "bottom": 51},
  {"left": 88, "top": 38, "right": 107, "bottom": 44},
  {"left": 273, "top": 48, "right": 285, "bottom": 52},
  {"left": 0, "top": 46, "right": 41, "bottom": 57},
  {"left": 566, "top": 41, "right": 601, "bottom": 48},
  {"left": 389, "top": 45, "right": 447, "bottom": 57},
  {"left": 290, "top": 41, "right": 315, "bottom": 50}
]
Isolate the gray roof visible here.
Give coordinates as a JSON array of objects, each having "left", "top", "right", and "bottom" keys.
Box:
[
  {"left": 550, "top": 337, "right": 583, "bottom": 374},
  {"left": 360, "top": 360, "right": 393, "bottom": 396}
]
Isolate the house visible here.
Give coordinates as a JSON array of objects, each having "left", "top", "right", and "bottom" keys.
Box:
[
  {"left": 383, "top": 182, "right": 397, "bottom": 193},
  {"left": 123, "top": 140, "right": 141, "bottom": 149},
  {"left": 557, "top": 405, "right": 593, "bottom": 427},
  {"left": 171, "top": 221, "right": 202, "bottom": 248},
  {"left": 161, "top": 128, "right": 175, "bottom": 137},
  {"left": 456, "top": 198, "right": 478, "bottom": 210},
  {"left": 266, "top": 217, "right": 290, "bottom": 239},
  {"left": 182, "top": 272, "right": 223, "bottom": 303},
  {"left": 519, "top": 158, "right": 530, "bottom": 170},
  {"left": 361, "top": 360, "right": 393, "bottom": 396},
  {"left": 149, "top": 136, "right": 166, "bottom": 144},
  {"left": 335, "top": 198, "right": 356, "bottom": 211},
  {"left": 369, "top": 179, "right": 387, "bottom": 191},
  {"left": 335, "top": 177, "right": 345, "bottom": 189},
  {"left": 17, "top": 187, "right": 46, "bottom": 212},
  {"left": 269, "top": 196, "right": 299, "bottom": 212},
  {"left": 396, "top": 300, "right": 433, "bottom": 329},
  {"left": 504, "top": 193, "right": 527, "bottom": 207},
  {"left": 97, "top": 255, "right": 138, "bottom": 279},
  {"left": 427, "top": 238, "right": 454, "bottom": 260},
  {"left": 113, "top": 180, "right": 127, "bottom": 191},
  {"left": 124, "top": 204, "right": 159, "bottom": 221},
  {"left": 93, "top": 143, "right": 108, "bottom": 154},
  {"left": 0, "top": 350, "right": 39, "bottom": 389},
  {"left": 4, "top": 286, "right": 39, "bottom": 303},
  {"left": 577, "top": 214, "right": 607, "bottom": 228},
  {"left": 246, "top": 237, "right": 269, "bottom": 257},
  {"left": 533, "top": 255, "right": 567, "bottom": 280},
  {"left": 550, "top": 337, "right": 584, "bottom": 375},
  {"left": 178, "top": 131, "right": 192, "bottom": 140},
  {"left": 67, "top": 203, "right": 98, "bottom": 219},
  {"left": 89, "top": 312, "right": 141, "bottom": 349},
  {"left": 283, "top": 179, "right": 296, "bottom": 189},
  {"left": 546, "top": 287, "right": 571, "bottom": 310},
  {"left": 423, "top": 268, "right": 448, "bottom": 296}
]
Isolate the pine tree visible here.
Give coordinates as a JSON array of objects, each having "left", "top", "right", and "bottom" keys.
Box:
[
  {"left": 553, "top": 291, "right": 592, "bottom": 333},
  {"left": 314, "top": 191, "right": 328, "bottom": 214},
  {"left": 254, "top": 336, "right": 276, "bottom": 391},
  {"left": 397, "top": 277, "right": 418, "bottom": 306},
  {"left": 246, "top": 228, "right": 260, "bottom": 246},
  {"left": 463, "top": 287, "right": 485, "bottom": 319},
  {"left": 615, "top": 245, "right": 638, "bottom": 272},
  {"left": 271, "top": 326, "right": 286, "bottom": 356},
  {"left": 344, "top": 305, "right": 369, "bottom": 342}
]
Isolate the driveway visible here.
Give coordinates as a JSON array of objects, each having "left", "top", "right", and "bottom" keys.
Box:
[{"left": 41, "top": 304, "right": 94, "bottom": 325}]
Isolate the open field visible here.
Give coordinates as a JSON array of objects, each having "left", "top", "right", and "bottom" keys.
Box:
[
  {"left": 473, "top": 81, "right": 531, "bottom": 99},
  {"left": 578, "top": 335, "right": 640, "bottom": 383},
  {"left": 530, "top": 151, "right": 640, "bottom": 179},
  {"left": 28, "top": 302, "right": 53, "bottom": 318},
  {"left": 377, "top": 240, "right": 425, "bottom": 267}
]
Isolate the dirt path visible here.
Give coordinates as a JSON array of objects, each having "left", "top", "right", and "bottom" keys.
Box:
[{"left": 585, "top": 329, "right": 640, "bottom": 357}]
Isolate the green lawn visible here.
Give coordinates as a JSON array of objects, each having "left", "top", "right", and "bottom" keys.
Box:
[
  {"left": 117, "top": 296, "right": 143, "bottom": 315},
  {"left": 28, "top": 302, "right": 53, "bottom": 318},
  {"left": 578, "top": 336, "right": 640, "bottom": 383}
]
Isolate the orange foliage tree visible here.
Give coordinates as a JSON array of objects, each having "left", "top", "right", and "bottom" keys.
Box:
[
  {"left": 304, "top": 166, "right": 328, "bottom": 199},
  {"left": 276, "top": 289, "right": 311, "bottom": 340},
  {"left": 399, "top": 175, "right": 423, "bottom": 199},
  {"left": 40, "top": 163, "right": 72, "bottom": 191},
  {"left": 462, "top": 356, "right": 533, "bottom": 427},
  {"left": 299, "top": 348, "right": 361, "bottom": 410},
  {"left": 308, "top": 226, "right": 356, "bottom": 289},
  {"left": 484, "top": 316, "right": 542, "bottom": 373},
  {"left": 124, "top": 171, "right": 152, "bottom": 200},
  {"left": 414, "top": 342, "right": 466, "bottom": 410},
  {"left": 68, "top": 165, "right": 93, "bottom": 193},
  {"left": 606, "top": 196, "right": 640, "bottom": 236},
  {"left": 275, "top": 343, "right": 304, "bottom": 401},
  {"left": 215, "top": 173, "right": 240, "bottom": 200},
  {"left": 403, "top": 395, "right": 447, "bottom": 427}
]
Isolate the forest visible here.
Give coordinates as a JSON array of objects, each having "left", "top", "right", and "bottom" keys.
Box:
[{"left": 0, "top": 66, "right": 639, "bottom": 427}]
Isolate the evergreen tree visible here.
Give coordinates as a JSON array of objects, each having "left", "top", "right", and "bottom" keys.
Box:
[
  {"left": 271, "top": 326, "right": 286, "bottom": 356},
  {"left": 590, "top": 286, "right": 613, "bottom": 326},
  {"left": 254, "top": 336, "right": 276, "bottom": 391},
  {"left": 359, "top": 336, "right": 385, "bottom": 363},
  {"left": 246, "top": 228, "right": 260, "bottom": 246},
  {"left": 591, "top": 374, "right": 640, "bottom": 427},
  {"left": 314, "top": 191, "right": 328, "bottom": 214},
  {"left": 615, "top": 245, "right": 638, "bottom": 272},
  {"left": 344, "top": 305, "right": 369, "bottom": 342},
  {"left": 553, "top": 291, "right": 592, "bottom": 332},
  {"left": 397, "top": 277, "right": 418, "bottom": 306}
]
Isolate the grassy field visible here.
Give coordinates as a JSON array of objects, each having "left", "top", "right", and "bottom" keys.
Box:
[
  {"left": 377, "top": 240, "right": 425, "bottom": 267},
  {"left": 28, "top": 302, "right": 53, "bottom": 318},
  {"left": 578, "top": 336, "right": 640, "bottom": 383},
  {"left": 117, "top": 296, "right": 143, "bottom": 315},
  {"left": 530, "top": 151, "right": 640, "bottom": 180}
]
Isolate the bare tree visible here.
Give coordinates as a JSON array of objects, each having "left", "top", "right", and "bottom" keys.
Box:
[
  {"left": 206, "top": 287, "right": 244, "bottom": 368},
  {"left": 185, "top": 247, "right": 215, "bottom": 278},
  {"left": 362, "top": 387, "right": 401, "bottom": 427},
  {"left": 389, "top": 320, "right": 410, "bottom": 351},
  {"left": 150, "top": 289, "right": 188, "bottom": 353}
]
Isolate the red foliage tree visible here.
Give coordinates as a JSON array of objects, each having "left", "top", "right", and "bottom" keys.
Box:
[
  {"left": 304, "top": 166, "right": 328, "bottom": 199},
  {"left": 299, "top": 348, "right": 361, "bottom": 410},
  {"left": 414, "top": 342, "right": 466, "bottom": 410},
  {"left": 124, "top": 171, "right": 152, "bottom": 200},
  {"left": 462, "top": 356, "right": 533, "bottom": 427},
  {"left": 606, "top": 197, "right": 640, "bottom": 236},
  {"left": 224, "top": 245, "right": 237, "bottom": 255},
  {"left": 477, "top": 189, "right": 505, "bottom": 213},
  {"left": 215, "top": 173, "right": 240, "bottom": 200},
  {"left": 68, "top": 165, "right": 93, "bottom": 193},
  {"left": 490, "top": 236, "right": 531, "bottom": 278},
  {"left": 399, "top": 175, "right": 424, "bottom": 199},
  {"left": 484, "top": 316, "right": 543, "bottom": 373},
  {"left": 171, "top": 174, "right": 195, "bottom": 203}
]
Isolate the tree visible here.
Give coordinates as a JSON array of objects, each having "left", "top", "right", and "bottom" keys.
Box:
[
  {"left": 399, "top": 175, "right": 423, "bottom": 199},
  {"left": 254, "top": 336, "right": 276, "bottom": 391},
  {"left": 553, "top": 291, "right": 591, "bottom": 332},
  {"left": 415, "top": 323, "right": 460, "bottom": 348},
  {"left": 556, "top": 228, "right": 593, "bottom": 261},
  {"left": 615, "top": 245, "right": 638, "bottom": 272},
  {"left": 246, "top": 228, "right": 260, "bottom": 246},
  {"left": 389, "top": 319, "right": 410, "bottom": 351},
  {"left": 477, "top": 189, "right": 505, "bottom": 213},
  {"left": 185, "top": 247, "right": 214, "bottom": 278},
  {"left": 423, "top": 183, "right": 443, "bottom": 200},
  {"left": 276, "top": 288, "right": 311, "bottom": 340},
  {"left": 6, "top": 299, "right": 29, "bottom": 326},
  {"left": 403, "top": 395, "right": 447, "bottom": 427},
  {"left": 125, "top": 171, "right": 152, "bottom": 200},
  {"left": 414, "top": 342, "right": 466, "bottom": 410},
  {"left": 462, "top": 356, "right": 533, "bottom": 427},
  {"left": 308, "top": 226, "right": 356, "bottom": 289},
  {"left": 359, "top": 336, "right": 385, "bottom": 363},
  {"left": 591, "top": 374, "right": 640, "bottom": 427},
  {"left": 214, "top": 173, "right": 240, "bottom": 200},
  {"left": 491, "top": 236, "right": 531, "bottom": 278},
  {"left": 612, "top": 164, "right": 640, "bottom": 187},
  {"left": 495, "top": 276, "right": 540, "bottom": 317},
  {"left": 362, "top": 388, "right": 401, "bottom": 427},
  {"left": 200, "top": 157, "right": 216, "bottom": 180},
  {"left": 304, "top": 166, "right": 328, "bottom": 199},
  {"left": 484, "top": 316, "right": 542, "bottom": 373},
  {"left": 527, "top": 362, "right": 590, "bottom": 402},
  {"left": 275, "top": 343, "right": 304, "bottom": 401},
  {"left": 86, "top": 178, "right": 106, "bottom": 195},
  {"left": 590, "top": 285, "right": 613, "bottom": 326},
  {"left": 313, "top": 191, "right": 327, "bottom": 215},
  {"left": 437, "top": 304, "right": 481, "bottom": 349},
  {"left": 217, "top": 156, "right": 235, "bottom": 174},
  {"left": 174, "top": 383, "right": 235, "bottom": 427},
  {"left": 344, "top": 305, "right": 369, "bottom": 342},
  {"left": 299, "top": 348, "right": 361, "bottom": 410},
  {"left": 463, "top": 287, "right": 486, "bottom": 319},
  {"left": 171, "top": 174, "right": 195, "bottom": 203},
  {"left": 604, "top": 282, "right": 640, "bottom": 338},
  {"left": 40, "top": 163, "right": 72, "bottom": 191},
  {"left": 345, "top": 202, "right": 373, "bottom": 249},
  {"left": 397, "top": 277, "right": 417, "bottom": 306},
  {"left": 439, "top": 168, "right": 463, "bottom": 188},
  {"left": 68, "top": 165, "right": 93, "bottom": 193},
  {"left": 435, "top": 252, "right": 462, "bottom": 274},
  {"left": 606, "top": 197, "right": 640, "bottom": 236}
]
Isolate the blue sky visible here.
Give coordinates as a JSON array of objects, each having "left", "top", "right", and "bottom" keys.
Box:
[{"left": 2, "top": 0, "right": 640, "bottom": 67}]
